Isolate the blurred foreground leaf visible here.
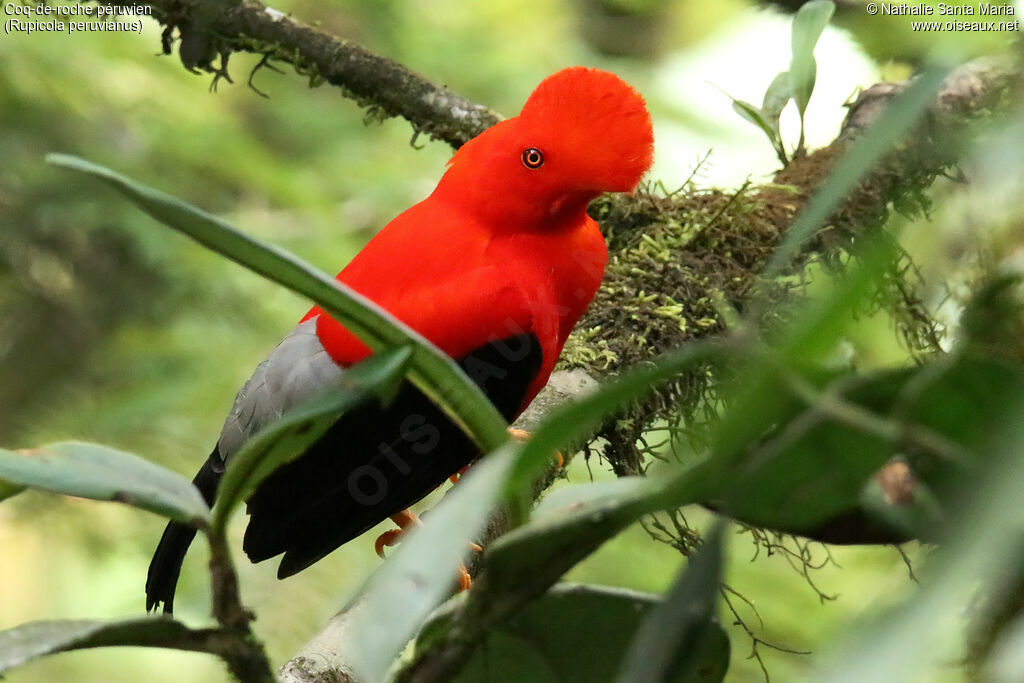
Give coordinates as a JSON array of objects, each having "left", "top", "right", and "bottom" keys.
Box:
[
  {"left": 0, "top": 617, "right": 212, "bottom": 675},
  {"left": 822, "top": 374, "right": 1024, "bottom": 681},
  {"left": 617, "top": 523, "right": 727, "bottom": 683},
  {"left": 421, "top": 583, "right": 729, "bottom": 683},
  {"left": 345, "top": 447, "right": 518, "bottom": 682},
  {"left": 0, "top": 442, "right": 208, "bottom": 524}
]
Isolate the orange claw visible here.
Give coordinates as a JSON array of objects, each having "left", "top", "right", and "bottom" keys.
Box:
[
  {"left": 373, "top": 508, "right": 479, "bottom": 592},
  {"left": 374, "top": 509, "right": 421, "bottom": 559},
  {"left": 458, "top": 564, "right": 473, "bottom": 591}
]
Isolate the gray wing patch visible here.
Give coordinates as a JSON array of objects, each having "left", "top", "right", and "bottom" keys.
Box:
[{"left": 215, "top": 316, "right": 344, "bottom": 465}]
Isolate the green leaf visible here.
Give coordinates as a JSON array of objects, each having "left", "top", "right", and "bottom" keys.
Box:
[
  {"left": 210, "top": 346, "right": 413, "bottom": 532},
  {"left": 532, "top": 477, "right": 653, "bottom": 518},
  {"left": 485, "top": 476, "right": 678, "bottom": 596},
  {"left": 617, "top": 523, "right": 728, "bottom": 683},
  {"left": 717, "top": 356, "right": 1023, "bottom": 536},
  {"left": 789, "top": 0, "right": 834, "bottom": 115},
  {"left": 424, "top": 583, "right": 729, "bottom": 683},
  {"left": 345, "top": 446, "right": 518, "bottom": 683},
  {"left": 891, "top": 356, "right": 1024, "bottom": 495},
  {"left": 761, "top": 70, "right": 793, "bottom": 139},
  {"left": 731, "top": 100, "right": 780, "bottom": 147},
  {"left": 714, "top": 367, "right": 897, "bottom": 531},
  {"left": 45, "top": 154, "right": 509, "bottom": 455},
  {"left": 502, "top": 339, "right": 726, "bottom": 517},
  {"left": 0, "top": 617, "right": 213, "bottom": 674},
  {"left": 0, "top": 442, "right": 209, "bottom": 524}
]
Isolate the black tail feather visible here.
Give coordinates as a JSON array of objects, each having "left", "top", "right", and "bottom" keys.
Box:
[{"left": 145, "top": 454, "right": 221, "bottom": 614}]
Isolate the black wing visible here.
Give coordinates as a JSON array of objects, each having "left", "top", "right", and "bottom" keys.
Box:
[{"left": 242, "top": 331, "right": 542, "bottom": 577}]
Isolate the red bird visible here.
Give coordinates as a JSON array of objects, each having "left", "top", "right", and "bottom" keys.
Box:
[{"left": 146, "top": 66, "right": 654, "bottom": 613}]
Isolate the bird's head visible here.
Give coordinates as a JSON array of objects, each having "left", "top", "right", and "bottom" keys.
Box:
[{"left": 438, "top": 67, "right": 654, "bottom": 228}]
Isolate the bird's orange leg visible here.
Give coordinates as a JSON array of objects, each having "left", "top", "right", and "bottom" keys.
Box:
[{"left": 374, "top": 509, "right": 480, "bottom": 592}]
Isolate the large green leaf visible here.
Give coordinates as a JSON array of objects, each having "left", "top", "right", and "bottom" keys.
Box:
[
  {"left": 708, "top": 356, "right": 1020, "bottom": 535},
  {"left": 419, "top": 583, "right": 728, "bottom": 683},
  {"left": 789, "top": 0, "right": 834, "bottom": 115},
  {"left": 483, "top": 476, "right": 684, "bottom": 597},
  {"left": 210, "top": 346, "right": 413, "bottom": 532},
  {"left": 0, "top": 617, "right": 215, "bottom": 674},
  {"left": 821, "top": 376, "right": 1024, "bottom": 681},
  {"left": 45, "top": 154, "right": 509, "bottom": 454},
  {"left": 617, "top": 524, "right": 727, "bottom": 683},
  {"left": 0, "top": 442, "right": 208, "bottom": 524}
]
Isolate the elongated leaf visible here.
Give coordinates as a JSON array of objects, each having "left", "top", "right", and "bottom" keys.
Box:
[
  {"left": 0, "top": 617, "right": 213, "bottom": 674},
  {"left": 761, "top": 70, "right": 793, "bottom": 138},
  {"left": 731, "top": 100, "right": 780, "bottom": 147},
  {"left": 344, "top": 446, "right": 518, "bottom": 682},
  {"left": 532, "top": 477, "right": 653, "bottom": 518},
  {"left": 718, "top": 356, "right": 1021, "bottom": 537},
  {"left": 45, "top": 154, "right": 508, "bottom": 454},
  {"left": 210, "top": 346, "right": 413, "bottom": 531},
  {"left": 617, "top": 523, "right": 727, "bottom": 683},
  {"left": 789, "top": 0, "right": 834, "bottom": 114},
  {"left": 484, "top": 475, "right": 684, "bottom": 596},
  {"left": 420, "top": 583, "right": 728, "bottom": 683},
  {"left": 0, "top": 442, "right": 208, "bottom": 524},
  {"left": 502, "top": 339, "right": 726, "bottom": 515}
]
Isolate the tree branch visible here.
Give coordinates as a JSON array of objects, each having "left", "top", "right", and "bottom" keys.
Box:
[{"left": 99, "top": 0, "right": 502, "bottom": 147}]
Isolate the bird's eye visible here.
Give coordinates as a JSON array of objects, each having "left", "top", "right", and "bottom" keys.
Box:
[{"left": 521, "top": 148, "right": 544, "bottom": 169}]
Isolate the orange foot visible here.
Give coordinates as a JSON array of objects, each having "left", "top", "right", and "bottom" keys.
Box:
[
  {"left": 508, "top": 427, "right": 564, "bottom": 468},
  {"left": 373, "top": 509, "right": 481, "bottom": 592}
]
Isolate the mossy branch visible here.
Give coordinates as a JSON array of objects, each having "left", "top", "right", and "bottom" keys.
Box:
[{"left": 96, "top": 0, "right": 502, "bottom": 147}]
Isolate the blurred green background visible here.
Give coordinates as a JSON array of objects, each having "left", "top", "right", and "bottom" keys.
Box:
[{"left": 1, "top": 0, "right": 1021, "bottom": 681}]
